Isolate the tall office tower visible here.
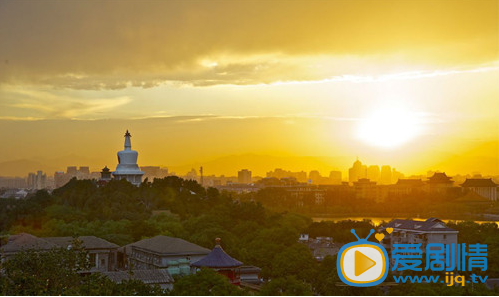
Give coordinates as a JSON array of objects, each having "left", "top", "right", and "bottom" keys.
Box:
[
  {"left": 380, "top": 165, "right": 392, "bottom": 185},
  {"left": 238, "top": 169, "right": 252, "bottom": 184}
]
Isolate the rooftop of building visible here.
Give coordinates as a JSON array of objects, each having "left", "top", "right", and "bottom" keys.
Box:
[
  {"left": 383, "top": 218, "right": 457, "bottom": 232},
  {"left": 44, "top": 236, "right": 119, "bottom": 250},
  {"left": 192, "top": 239, "right": 243, "bottom": 268},
  {"left": 1, "top": 233, "right": 59, "bottom": 253},
  {"left": 461, "top": 178, "right": 498, "bottom": 187},
  {"left": 122, "top": 235, "right": 211, "bottom": 256},
  {"left": 428, "top": 172, "right": 453, "bottom": 183}
]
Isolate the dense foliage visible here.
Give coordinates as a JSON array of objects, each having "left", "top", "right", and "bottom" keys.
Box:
[{"left": 1, "top": 177, "right": 498, "bottom": 295}]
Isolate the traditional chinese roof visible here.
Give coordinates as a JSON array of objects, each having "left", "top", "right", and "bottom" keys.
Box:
[
  {"left": 383, "top": 218, "right": 457, "bottom": 232},
  {"left": 191, "top": 239, "right": 243, "bottom": 268},
  {"left": 102, "top": 269, "right": 174, "bottom": 284},
  {"left": 428, "top": 172, "right": 453, "bottom": 184},
  {"left": 461, "top": 178, "right": 497, "bottom": 188},
  {"left": 44, "top": 236, "right": 119, "bottom": 250},
  {"left": 1, "top": 233, "right": 58, "bottom": 253},
  {"left": 122, "top": 235, "right": 210, "bottom": 256}
]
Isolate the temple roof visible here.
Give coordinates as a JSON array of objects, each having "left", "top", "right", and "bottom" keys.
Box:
[
  {"left": 191, "top": 240, "right": 243, "bottom": 268},
  {"left": 461, "top": 178, "right": 498, "bottom": 187},
  {"left": 428, "top": 172, "right": 453, "bottom": 184}
]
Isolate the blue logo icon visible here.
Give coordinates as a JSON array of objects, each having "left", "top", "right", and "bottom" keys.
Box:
[{"left": 337, "top": 229, "right": 389, "bottom": 287}]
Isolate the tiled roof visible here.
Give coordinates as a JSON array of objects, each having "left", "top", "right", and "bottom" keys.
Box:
[
  {"left": 44, "top": 236, "right": 119, "bottom": 249},
  {"left": 192, "top": 245, "right": 243, "bottom": 268},
  {"left": 102, "top": 269, "right": 174, "bottom": 284},
  {"left": 1, "top": 233, "right": 58, "bottom": 253},
  {"left": 383, "top": 218, "right": 457, "bottom": 232},
  {"left": 428, "top": 172, "right": 453, "bottom": 183},
  {"left": 461, "top": 178, "right": 498, "bottom": 187},
  {"left": 123, "top": 235, "right": 210, "bottom": 256}
]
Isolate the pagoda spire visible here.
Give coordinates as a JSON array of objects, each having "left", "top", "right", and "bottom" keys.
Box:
[{"left": 124, "top": 129, "right": 132, "bottom": 150}]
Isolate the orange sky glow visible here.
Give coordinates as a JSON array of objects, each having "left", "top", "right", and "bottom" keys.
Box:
[{"left": 0, "top": 0, "right": 498, "bottom": 177}]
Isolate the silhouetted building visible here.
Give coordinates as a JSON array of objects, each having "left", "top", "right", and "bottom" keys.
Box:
[
  {"left": 329, "top": 171, "right": 342, "bottom": 184},
  {"left": 461, "top": 178, "right": 497, "bottom": 201},
  {"left": 349, "top": 159, "right": 367, "bottom": 183},
  {"left": 389, "top": 179, "right": 425, "bottom": 196},
  {"left": 100, "top": 166, "right": 112, "bottom": 183},
  {"left": 353, "top": 178, "right": 386, "bottom": 202},
  {"left": 380, "top": 165, "right": 392, "bottom": 185},
  {"left": 141, "top": 166, "right": 168, "bottom": 180},
  {"left": 427, "top": 172, "right": 454, "bottom": 194},
  {"left": 266, "top": 168, "right": 307, "bottom": 183},
  {"left": 367, "top": 165, "right": 380, "bottom": 182},
  {"left": 238, "top": 169, "right": 252, "bottom": 184},
  {"left": 67, "top": 166, "right": 78, "bottom": 176}
]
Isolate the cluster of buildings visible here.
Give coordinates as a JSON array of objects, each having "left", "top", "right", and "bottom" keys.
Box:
[
  {"left": 216, "top": 171, "right": 498, "bottom": 205},
  {"left": 0, "top": 233, "right": 261, "bottom": 290},
  {"left": 1, "top": 132, "right": 498, "bottom": 206},
  {"left": 348, "top": 158, "right": 404, "bottom": 185}
]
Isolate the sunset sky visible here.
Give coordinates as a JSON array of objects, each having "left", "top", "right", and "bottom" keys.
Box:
[{"left": 0, "top": 0, "right": 498, "bottom": 177}]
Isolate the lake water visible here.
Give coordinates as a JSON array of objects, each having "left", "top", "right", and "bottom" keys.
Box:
[{"left": 312, "top": 216, "right": 499, "bottom": 227}]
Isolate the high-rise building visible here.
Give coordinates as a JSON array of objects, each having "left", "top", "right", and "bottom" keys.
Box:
[
  {"left": 391, "top": 168, "right": 404, "bottom": 184},
  {"left": 367, "top": 165, "right": 380, "bottom": 182},
  {"left": 348, "top": 159, "right": 367, "bottom": 183},
  {"left": 309, "top": 170, "right": 322, "bottom": 183},
  {"left": 54, "top": 171, "right": 68, "bottom": 188},
  {"left": 329, "top": 171, "right": 342, "bottom": 184},
  {"left": 112, "top": 130, "right": 144, "bottom": 186},
  {"left": 380, "top": 165, "right": 392, "bottom": 185},
  {"left": 266, "top": 168, "right": 307, "bottom": 182},
  {"left": 79, "top": 166, "right": 90, "bottom": 176},
  {"left": 238, "top": 169, "right": 252, "bottom": 184},
  {"left": 27, "top": 170, "right": 47, "bottom": 190},
  {"left": 67, "top": 166, "right": 78, "bottom": 176}
]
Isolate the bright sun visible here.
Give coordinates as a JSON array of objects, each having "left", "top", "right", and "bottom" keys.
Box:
[{"left": 357, "top": 108, "right": 422, "bottom": 148}]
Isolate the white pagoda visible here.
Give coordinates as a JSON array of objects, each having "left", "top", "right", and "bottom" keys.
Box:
[{"left": 112, "top": 130, "right": 144, "bottom": 186}]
